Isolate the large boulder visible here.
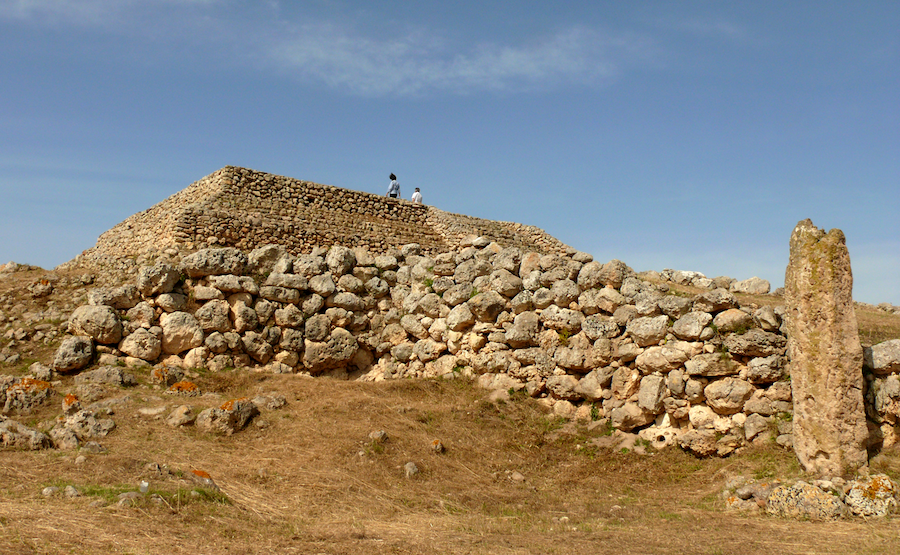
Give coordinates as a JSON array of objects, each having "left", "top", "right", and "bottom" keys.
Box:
[
  {"left": 302, "top": 328, "right": 359, "bottom": 374},
  {"left": 159, "top": 312, "right": 205, "bottom": 355},
  {"left": 784, "top": 219, "right": 868, "bottom": 477},
  {"left": 766, "top": 482, "right": 846, "bottom": 520},
  {"left": 52, "top": 336, "right": 94, "bottom": 373},
  {"left": 723, "top": 329, "right": 786, "bottom": 357},
  {"left": 119, "top": 328, "right": 162, "bottom": 361},
  {"left": 704, "top": 377, "right": 753, "bottom": 415},
  {"left": 864, "top": 339, "right": 900, "bottom": 376},
  {"left": 0, "top": 417, "right": 51, "bottom": 450},
  {"left": 180, "top": 248, "right": 248, "bottom": 278},
  {"left": 195, "top": 398, "right": 259, "bottom": 435},
  {"left": 730, "top": 277, "right": 771, "bottom": 295},
  {"left": 844, "top": 475, "right": 898, "bottom": 517},
  {"left": 3, "top": 379, "right": 54, "bottom": 413},
  {"left": 137, "top": 263, "right": 181, "bottom": 296},
  {"left": 626, "top": 316, "right": 668, "bottom": 347},
  {"left": 68, "top": 305, "right": 123, "bottom": 345}
]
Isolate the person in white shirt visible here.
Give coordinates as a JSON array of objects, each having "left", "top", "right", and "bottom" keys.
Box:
[{"left": 411, "top": 187, "right": 423, "bottom": 204}]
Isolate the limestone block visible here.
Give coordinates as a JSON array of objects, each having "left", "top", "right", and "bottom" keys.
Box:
[
  {"left": 53, "top": 336, "right": 94, "bottom": 373},
  {"left": 68, "top": 305, "right": 123, "bottom": 345},
  {"left": 864, "top": 339, "right": 900, "bottom": 376},
  {"left": 784, "top": 219, "right": 868, "bottom": 477}
]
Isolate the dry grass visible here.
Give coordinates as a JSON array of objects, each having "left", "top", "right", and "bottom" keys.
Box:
[
  {"left": 1, "top": 376, "right": 899, "bottom": 554},
  {"left": 2, "top": 270, "right": 900, "bottom": 553}
]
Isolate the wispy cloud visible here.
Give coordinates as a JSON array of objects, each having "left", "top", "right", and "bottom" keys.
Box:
[
  {"left": 262, "top": 24, "right": 655, "bottom": 96},
  {"left": 0, "top": 1, "right": 657, "bottom": 97},
  {"left": 0, "top": 0, "right": 220, "bottom": 25}
]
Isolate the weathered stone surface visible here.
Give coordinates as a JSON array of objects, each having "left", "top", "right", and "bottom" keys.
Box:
[
  {"left": 59, "top": 410, "right": 116, "bottom": 440},
  {"left": 159, "top": 312, "right": 205, "bottom": 355},
  {"left": 180, "top": 248, "right": 248, "bottom": 278},
  {"left": 248, "top": 245, "right": 289, "bottom": 274},
  {"left": 326, "top": 245, "right": 356, "bottom": 275},
  {"left": 844, "top": 475, "right": 898, "bottom": 517},
  {"left": 505, "top": 311, "right": 538, "bottom": 348},
  {"left": 242, "top": 331, "right": 274, "bottom": 364},
  {"left": 581, "top": 316, "right": 619, "bottom": 340},
  {"left": 864, "top": 339, "right": 900, "bottom": 376},
  {"left": 637, "top": 374, "right": 667, "bottom": 413},
  {"left": 52, "top": 336, "right": 94, "bottom": 373},
  {"left": 692, "top": 289, "right": 738, "bottom": 313},
  {"left": 784, "top": 219, "right": 868, "bottom": 477},
  {"left": 677, "top": 429, "right": 718, "bottom": 457},
  {"left": 0, "top": 416, "right": 51, "bottom": 449},
  {"left": 575, "top": 367, "right": 615, "bottom": 401},
  {"left": 766, "top": 482, "right": 846, "bottom": 520},
  {"left": 303, "top": 327, "right": 359, "bottom": 373},
  {"left": 746, "top": 355, "right": 786, "bottom": 384},
  {"left": 609, "top": 402, "right": 653, "bottom": 431},
  {"left": 274, "top": 304, "right": 305, "bottom": 329},
  {"left": 196, "top": 398, "right": 259, "bottom": 435},
  {"left": 3, "top": 379, "right": 54, "bottom": 413},
  {"left": 672, "top": 312, "right": 712, "bottom": 341},
  {"left": 540, "top": 305, "right": 583, "bottom": 333},
  {"left": 730, "top": 277, "right": 771, "bottom": 295},
  {"left": 684, "top": 353, "right": 738, "bottom": 377},
  {"left": 68, "top": 305, "right": 123, "bottom": 345},
  {"left": 704, "top": 378, "right": 753, "bottom": 415},
  {"left": 723, "top": 329, "right": 786, "bottom": 357},
  {"left": 74, "top": 366, "right": 137, "bottom": 387},
  {"left": 265, "top": 273, "right": 308, "bottom": 290},
  {"left": 626, "top": 316, "right": 668, "bottom": 347},
  {"left": 468, "top": 291, "right": 506, "bottom": 322},
  {"left": 137, "top": 263, "right": 181, "bottom": 296},
  {"left": 195, "top": 299, "right": 232, "bottom": 333},
  {"left": 546, "top": 375, "right": 580, "bottom": 401},
  {"left": 713, "top": 309, "right": 754, "bottom": 333},
  {"left": 88, "top": 285, "right": 140, "bottom": 309},
  {"left": 635, "top": 346, "right": 689, "bottom": 374},
  {"left": 658, "top": 296, "right": 693, "bottom": 319}
]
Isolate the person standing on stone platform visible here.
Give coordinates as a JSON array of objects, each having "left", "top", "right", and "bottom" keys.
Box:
[
  {"left": 411, "top": 187, "right": 422, "bottom": 204},
  {"left": 386, "top": 174, "right": 400, "bottom": 198}
]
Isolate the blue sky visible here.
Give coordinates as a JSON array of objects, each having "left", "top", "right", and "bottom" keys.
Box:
[{"left": 1, "top": 1, "right": 897, "bottom": 304}]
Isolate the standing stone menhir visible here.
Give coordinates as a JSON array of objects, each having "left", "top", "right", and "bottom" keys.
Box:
[{"left": 784, "top": 219, "right": 868, "bottom": 477}]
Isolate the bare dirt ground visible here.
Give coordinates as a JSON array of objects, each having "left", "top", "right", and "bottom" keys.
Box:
[
  {"left": 1, "top": 267, "right": 899, "bottom": 554},
  {"left": 2, "top": 376, "right": 900, "bottom": 555}
]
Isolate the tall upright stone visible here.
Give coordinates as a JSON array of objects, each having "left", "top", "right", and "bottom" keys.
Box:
[{"left": 784, "top": 219, "right": 868, "bottom": 476}]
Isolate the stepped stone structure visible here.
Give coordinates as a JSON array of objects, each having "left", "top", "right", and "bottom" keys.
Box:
[
  {"left": 62, "top": 166, "right": 570, "bottom": 275},
  {"left": 784, "top": 219, "right": 868, "bottom": 477}
]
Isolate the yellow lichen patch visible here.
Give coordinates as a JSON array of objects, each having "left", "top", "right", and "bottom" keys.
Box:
[{"left": 864, "top": 475, "right": 896, "bottom": 500}]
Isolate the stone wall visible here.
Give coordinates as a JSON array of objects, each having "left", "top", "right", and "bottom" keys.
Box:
[
  {"left": 55, "top": 241, "right": 815, "bottom": 458},
  {"left": 61, "top": 167, "right": 570, "bottom": 278}
]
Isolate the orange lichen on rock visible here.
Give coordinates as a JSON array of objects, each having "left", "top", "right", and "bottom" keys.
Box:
[
  {"left": 191, "top": 469, "right": 212, "bottom": 480},
  {"left": 166, "top": 381, "right": 200, "bottom": 396},
  {"left": 220, "top": 397, "right": 249, "bottom": 411},
  {"left": 11, "top": 378, "right": 52, "bottom": 393},
  {"left": 61, "top": 393, "right": 81, "bottom": 414}
]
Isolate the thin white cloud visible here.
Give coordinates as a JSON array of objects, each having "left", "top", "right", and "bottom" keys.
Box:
[
  {"left": 263, "top": 24, "right": 655, "bottom": 96},
  {"left": 0, "top": 1, "right": 657, "bottom": 96},
  {"left": 0, "top": 0, "right": 220, "bottom": 25}
]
